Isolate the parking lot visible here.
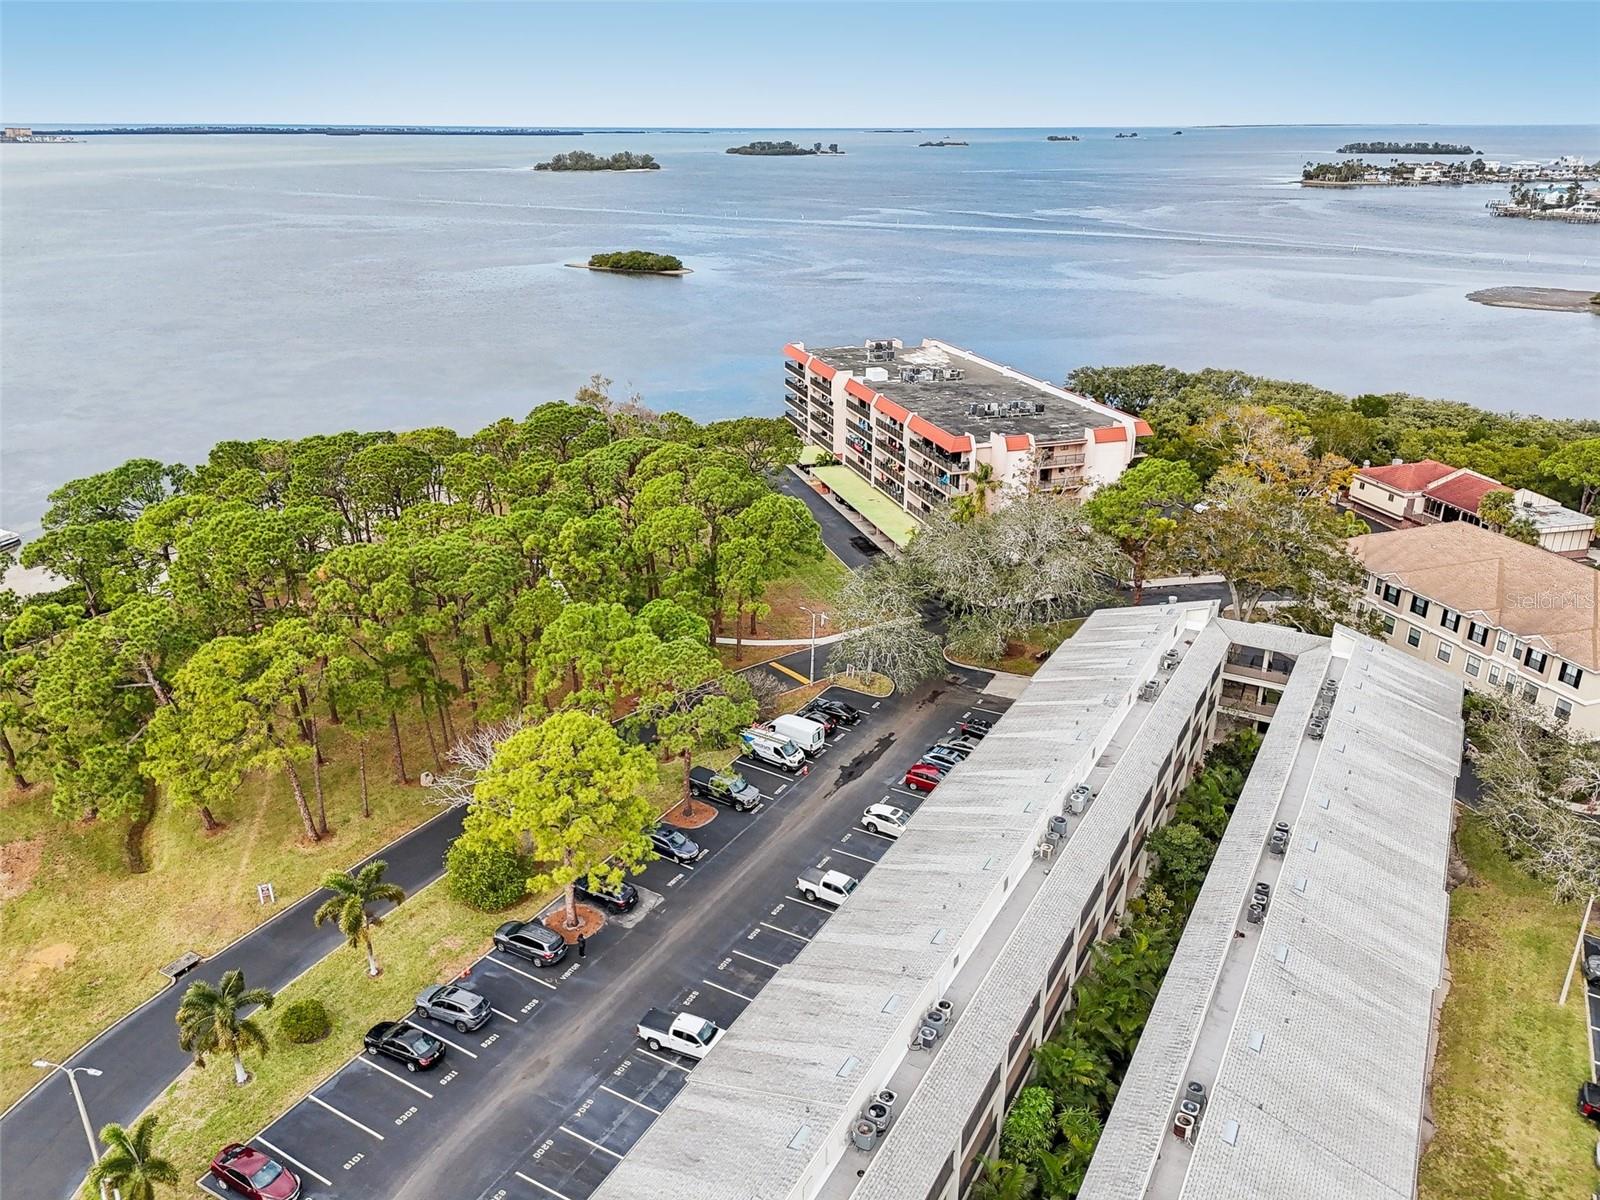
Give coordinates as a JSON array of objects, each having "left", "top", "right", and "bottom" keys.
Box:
[{"left": 200, "top": 680, "right": 1012, "bottom": 1200}]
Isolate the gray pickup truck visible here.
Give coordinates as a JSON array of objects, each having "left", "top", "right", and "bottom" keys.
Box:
[{"left": 688, "top": 765, "right": 761, "bottom": 811}]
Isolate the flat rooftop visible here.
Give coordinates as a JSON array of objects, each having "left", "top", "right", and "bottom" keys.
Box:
[
  {"left": 1080, "top": 625, "right": 1463, "bottom": 1200},
  {"left": 806, "top": 339, "right": 1121, "bottom": 442}
]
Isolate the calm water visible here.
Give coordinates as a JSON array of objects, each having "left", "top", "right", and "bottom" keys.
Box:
[{"left": 2, "top": 124, "right": 1597, "bottom": 534}]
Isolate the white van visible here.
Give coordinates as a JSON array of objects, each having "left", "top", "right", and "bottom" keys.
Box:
[
  {"left": 768, "top": 714, "right": 827, "bottom": 757},
  {"left": 741, "top": 728, "right": 806, "bottom": 772}
]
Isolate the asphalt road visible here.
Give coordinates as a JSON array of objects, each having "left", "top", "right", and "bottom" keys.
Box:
[
  {"left": 0, "top": 806, "right": 467, "bottom": 1200},
  {"left": 191, "top": 676, "right": 1008, "bottom": 1200},
  {"left": 775, "top": 472, "right": 884, "bottom": 570}
]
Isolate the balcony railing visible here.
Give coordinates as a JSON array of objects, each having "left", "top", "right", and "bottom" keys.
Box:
[
  {"left": 846, "top": 455, "right": 871, "bottom": 481},
  {"left": 847, "top": 399, "right": 872, "bottom": 422},
  {"left": 785, "top": 359, "right": 805, "bottom": 379},
  {"left": 785, "top": 373, "right": 807, "bottom": 396},
  {"left": 784, "top": 410, "right": 805, "bottom": 435},
  {"left": 873, "top": 418, "right": 905, "bottom": 441}
]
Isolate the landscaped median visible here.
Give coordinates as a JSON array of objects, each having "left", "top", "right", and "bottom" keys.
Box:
[{"left": 1418, "top": 815, "right": 1598, "bottom": 1200}]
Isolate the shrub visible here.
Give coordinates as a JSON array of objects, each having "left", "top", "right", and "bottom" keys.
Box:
[
  {"left": 445, "top": 838, "right": 530, "bottom": 911},
  {"left": 278, "top": 997, "right": 331, "bottom": 1044},
  {"left": 999, "top": 1085, "right": 1055, "bottom": 1166}
]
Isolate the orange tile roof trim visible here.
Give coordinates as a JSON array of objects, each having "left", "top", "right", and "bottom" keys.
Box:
[
  {"left": 783, "top": 343, "right": 809, "bottom": 365},
  {"left": 807, "top": 357, "right": 837, "bottom": 381},
  {"left": 1349, "top": 522, "right": 1600, "bottom": 671},
  {"left": 1092, "top": 425, "right": 1128, "bottom": 444},
  {"left": 907, "top": 415, "right": 973, "bottom": 454},
  {"left": 1357, "top": 459, "right": 1459, "bottom": 492}
]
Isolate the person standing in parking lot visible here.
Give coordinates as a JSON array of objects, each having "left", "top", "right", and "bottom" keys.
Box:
[{"left": 577, "top": 933, "right": 587, "bottom": 958}]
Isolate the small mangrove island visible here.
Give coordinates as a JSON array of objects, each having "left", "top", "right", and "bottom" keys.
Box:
[
  {"left": 726, "top": 140, "right": 841, "bottom": 156},
  {"left": 1046, "top": 134, "right": 1080, "bottom": 142},
  {"left": 1115, "top": 131, "right": 1139, "bottom": 138},
  {"left": 1337, "top": 141, "right": 1476, "bottom": 155},
  {"left": 919, "top": 139, "right": 969, "bottom": 147},
  {"left": 534, "top": 150, "right": 659, "bottom": 171},
  {"left": 577, "top": 251, "right": 688, "bottom": 275}
]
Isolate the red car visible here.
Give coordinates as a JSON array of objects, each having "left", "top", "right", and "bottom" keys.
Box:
[
  {"left": 903, "top": 763, "right": 945, "bottom": 793},
  {"left": 209, "top": 1143, "right": 301, "bottom": 1199}
]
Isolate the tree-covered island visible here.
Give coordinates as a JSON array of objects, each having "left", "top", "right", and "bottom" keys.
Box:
[
  {"left": 533, "top": 151, "right": 659, "bottom": 171},
  {"left": 584, "top": 251, "right": 687, "bottom": 274},
  {"left": 725, "top": 140, "right": 841, "bottom": 156},
  {"left": 1336, "top": 141, "right": 1477, "bottom": 155}
]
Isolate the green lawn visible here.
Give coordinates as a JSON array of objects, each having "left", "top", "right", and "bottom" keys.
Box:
[
  {"left": 756, "top": 553, "right": 850, "bottom": 640},
  {"left": 1418, "top": 815, "right": 1598, "bottom": 1200},
  {"left": 0, "top": 712, "right": 452, "bottom": 1109}
]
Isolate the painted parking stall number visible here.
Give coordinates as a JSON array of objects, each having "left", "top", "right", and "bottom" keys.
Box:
[
  {"left": 343, "top": 1153, "right": 365, "bottom": 1171},
  {"left": 532, "top": 1137, "right": 555, "bottom": 1161},
  {"left": 574, "top": 1096, "right": 594, "bottom": 1120},
  {"left": 437, "top": 1069, "right": 459, "bottom": 1087},
  {"left": 521, "top": 997, "right": 541, "bottom": 1015},
  {"left": 718, "top": 956, "right": 733, "bottom": 970},
  {"left": 394, "top": 1105, "right": 418, "bottom": 1126},
  {"left": 480, "top": 1032, "right": 500, "bottom": 1049}
]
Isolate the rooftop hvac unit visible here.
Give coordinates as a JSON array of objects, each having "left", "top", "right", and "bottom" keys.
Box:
[
  {"left": 1047, "top": 814, "right": 1069, "bottom": 839},
  {"left": 915, "top": 1025, "right": 938, "bottom": 1049},
  {"left": 924, "top": 1007, "right": 949, "bottom": 1032},
  {"left": 875, "top": 1089, "right": 899, "bottom": 1114},
  {"left": 948, "top": 367, "right": 965, "bottom": 380},
  {"left": 864, "top": 367, "right": 890, "bottom": 382},
  {"left": 1173, "top": 1112, "right": 1196, "bottom": 1141},
  {"left": 864, "top": 1101, "right": 891, "bottom": 1135},
  {"left": 1034, "top": 401, "right": 1045, "bottom": 413},
  {"left": 851, "top": 1119, "right": 878, "bottom": 1151}
]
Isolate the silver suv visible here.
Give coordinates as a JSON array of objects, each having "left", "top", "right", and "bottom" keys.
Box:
[{"left": 414, "top": 983, "right": 491, "bottom": 1032}]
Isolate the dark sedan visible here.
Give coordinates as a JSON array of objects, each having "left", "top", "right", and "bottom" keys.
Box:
[
  {"left": 493, "top": 919, "right": 569, "bottom": 966},
  {"left": 808, "top": 697, "right": 864, "bottom": 725},
  {"left": 576, "top": 877, "right": 639, "bottom": 914},
  {"left": 363, "top": 1021, "right": 445, "bottom": 1072}
]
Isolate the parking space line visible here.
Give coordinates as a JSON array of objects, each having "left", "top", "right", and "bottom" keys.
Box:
[
  {"left": 490, "top": 1007, "right": 520, "bottom": 1023},
  {"left": 966, "top": 706, "right": 1009, "bottom": 718},
  {"left": 635, "top": 1047, "right": 692, "bottom": 1072},
  {"left": 516, "top": 1170, "right": 573, "bottom": 1200},
  {"left": 403, "top": 1018, "right": 479, "bottom": 1059},
  {"left": 358, "top": 1054, "right": 436, "bottom": 1097},
  {"left": 732, "top": 948, "right": 782, "bottom": 970},
  {"left": 790, "top": 896, "right": 833, "bottom": 913},
  {"left": 491, "top": 956, "right": 559, "bottom": 988},
  {"left": 600, "top": 1084, "right": 663, "bottom": 1114},
  {"left": 858, "top": 828, "right": 896, "bottom": 843},
  {"left": 560, "top": 1125, "right": 624, "bottom": 1159},
  {"left": 832, "top": 847, "right": 876, "bottom": 865},
  {"left": 703, "top": 977, "right": 755, "bottom": 1002},
  {"left": 306, "top": 1093, "right": 386, "bottom": 1140},
  {"left": 887, "top": 785, "right": 924, "bottom": 799},
  {"left": 736, "top": 759, "right": 798, "bottom": 782},
  {"left": 760, "top": 921, "right": 810, "bottom": 942},
  {"left": 254, "top": 1137, "right": 334, "bottom": 1188}
]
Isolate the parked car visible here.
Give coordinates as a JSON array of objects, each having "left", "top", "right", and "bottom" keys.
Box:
[
  {"left": 1578, "top": 1080, "right": 1600, "bottom": 1124},
  {"left": 651, "top": 824, "right": 703, "bottom": 864},
  {"left": 575, "top": 876, "right": 639, "bottom": 914},
  {"left": 958, "top": 717, "right": 992, "bottom": 739},
  {"left": 209, "top": 1144, "right": 301, "bottom": 1200},
  {"left": 363, "top": 1021, "right": 445, "bottom": 1072},
  {"left": 636, "top": 1008, "right": 725, "bottom": 1059},
  {"left": 740, "top": 727, "right": 806, "bottom": 772},
  {"left": 797, "top": 866, "right": 858, "bottom": 905},
  {"left": 688, "top": 765, "right": 761, "bottom": 811},
  {"left": 493, "top": 919, "right": 568, "bottom": 967},
  {"left": 795, "top": 703, "right": 839, "bottom": 735},
  {"left": 849, "top": 534, "right": 883, "bottom": 557},
  {"left": 806, "top": 697, "right": 863, "bottom": 725},
  {"left": 768, "top": 713, "right": 827, "bottom": 756},
  {"left": 922, "top": 745, "right": 968, "bottom": 770},
  {"left": 1583, "top": 951, "right": 1600, "bottom": 986},
  {"left": 941, "top": 736, "right": 982, "bottom": 755},
  {"left": 414, "top": 983, "right": 491, "bottom": 1032},
  {"left": 862, "top": 802, "right": 910, "bottom": 838},
  {"left": 903, "top": 763, "right": 945, "bottom": 792}
]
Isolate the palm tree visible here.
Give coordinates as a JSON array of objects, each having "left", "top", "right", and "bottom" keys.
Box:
[
  {"left": 175, "top": 968, "right": 274, "bottom": 1086},
  {"left": 967, "top": 461, "right": 1000, "bottom": 514},
  {"left": 87, "top": 1115, "right": 179, "bottom": 1200},
  {"left": 313, "top": 859, "right": 406, "bottom": 977}
]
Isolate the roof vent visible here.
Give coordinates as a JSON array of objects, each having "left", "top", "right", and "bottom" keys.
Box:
[
  {"left": 837, "top": 1055, "right": 861, "bottom": 1078},
  {"left": 1273, "top": 944, "right": 1291, "bottom": 965},
  {"left": 931, "top": 928, "right": 947, "bottom": 946},
  {"left": 1248, "top": 1031, "right": 1266, "bottom": 1053},
  {"left": 1220, "top": 1119, "right": 1240, "bottom": 1146},
  {"left": 881, "top": 993, "right": 902, "bottom": 1015},
  {"left": 787, "top": 1125, "right": 812, "bottom": 1151},
  {"left": 1307, "top": 837, "right": 1320, "bottom": 853},
  {"left": 1292, "top": 876, "right": 1309, "bottom": 895}
]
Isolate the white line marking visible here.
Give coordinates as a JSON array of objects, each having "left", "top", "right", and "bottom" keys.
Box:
[
  {"left": 833, "top": 846, "right": 876, "bottom": 865},
  {"left": 254, "top": 1137, "right": 334, "bottom": 1188},
  {"left": 760, "top": 921, "right": 811, "bottom": 942},
  {"left": 968, "top": 706, "right": 1009, "bottom": 717},
  {"left": 516, "top": 1170, "right": 573, "bottom": 1200},
  {"left": 732, "top": 948, "right": 782, "bottom": 970},
  {"left": 560, "top": 1125, "right": 624, "bottom": 1159},
  {"left": 306, "top": 1093, "right": 385, "bottom": 1140},
  {"left": 703, "top": 977, "right": 755, "bottom": 1002},
  {"left": 490, "top": 1007, "right": 520, "bottom": 1023},
  {"left": 818, "top": 853, "right": 830, "bottom": 867},
  {"left": 790, "top": 896, "right": 833, "bottom": 913},
  {"left": 634, "top": 1046, "right": 691, "bottom": 1072},
  {"left": 403, "top": 1018, "right": 479, "bottom": 1059},
  {"left": 358, "top": 1054, "right": 435, "bottom": 1097},
  {"left": 734, "top": 759, "right": 796, "bottom": 782},
  {"left": 600, "top": 1084, "right": 663, "bottom": 1114},
  {"left": 490, "top": 956, "right": 559, "bottom": 988},
  {"left": 858, "top": 828, "right": 896, "bottom": 843}
]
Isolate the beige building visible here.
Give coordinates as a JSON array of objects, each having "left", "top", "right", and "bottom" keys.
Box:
[{"left": 1350, "top": 522, "right": 1600, "bottom": 734}]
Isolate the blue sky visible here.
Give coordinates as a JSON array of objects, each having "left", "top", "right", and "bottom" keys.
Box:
[{"left": 2, "top": 1, "right": 1594, "bottom": 126}]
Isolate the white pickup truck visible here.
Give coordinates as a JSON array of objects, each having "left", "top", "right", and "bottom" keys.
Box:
[
  {"left": 797, "top": 866, "right": 858, "bottom": 906},
  {"left": 636, "top": 1008, "right": 724, "bottom": 1060}
]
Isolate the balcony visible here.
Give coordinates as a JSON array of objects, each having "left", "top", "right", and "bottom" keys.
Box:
[
  {"left": 1225, "top": 646, "right": 1294, "bottom": 685},
  {"left": 908, "top": 438, "right": 969, "bottom": 473},
  {"left": 874, "top": 451, "right": 905, "bottom": 479},
  {"left": 846, "top": 455, "right": 871, "bottom": 482},
  {"left": 785, "top": 373, "right": 807, "bottom": 398},
  {"left": 845, "top": 433, "right": 870, "bottom": 457},
  {"left": 784, "top": 410, "right": 805, "bottom": 435},
  {"left": 873, "top": 418, "right": 905, "bottom": 442},
  {"left": 785, "top": 358, "right": 805, "bottom": 380},
  {"left": 875, "top": 474, "right": 905, "bottom": 501}
]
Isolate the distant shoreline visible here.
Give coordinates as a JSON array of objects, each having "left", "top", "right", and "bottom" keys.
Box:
[
  {"left": 25, "top": 125, "right": 586, "bottom": 137},
  {"left": 1467, "top": 287, "right": 1597, "bottom": 314}
]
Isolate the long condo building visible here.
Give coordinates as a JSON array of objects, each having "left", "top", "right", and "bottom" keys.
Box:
[{"left": 784, "top": 338, "right": 1151, "bottom": 522}]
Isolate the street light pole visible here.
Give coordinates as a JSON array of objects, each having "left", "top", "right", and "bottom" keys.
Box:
[
  {"left": 32, "top": 1059, "right": 111, "bottom": 1200},
  {"left": 800, "top": 606, "right": 828, "bottom": 684}
]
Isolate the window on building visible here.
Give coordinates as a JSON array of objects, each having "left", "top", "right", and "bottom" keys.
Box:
[
  {"left": 1495, "top": 632, "right": 1509, "bottom": 653},
  {"left": 1467, "top": 622, "right": 1489, "bottom": 647},
  {"left": 1488, "top": 663, "right": 1502, "bottom": 684},
  {"left": 1439, "top": 609, "right": 1461, "bottom": 633},
  {"left": 1409, "top": 595, "right": 1430, "bottom": 618},
  {"left": 1555, "top": 698, "right": 1573, "bottom": 723},
  {"left": 1524, "top": 648, "right": 1548, "bottom": 674},
  {"left": 1558, "top": 662, "right": 1584, "bottom": 688},
  {"left": 1406, "top": 626, "right": 1422, "bottom": 648},
  {"left": 1513, "top": 639, "right": 1527, "bottom": 658},
  {"left": 1465, "top": 654, "right": 1482, "bottom": 678},
  {"left": 1522, "top": 682, "right": 1539, "bottom": 704},
  {"left": 1381, "top": 583, "right": 1402, "bottom": 605},
  {"left": 1372, "top": 576, "right": 1384, "bottom": 595},
  {"left": 1436, "top": 644, "right": 1452, "bottom": 664},
  {"left": 1382, "top": 615, "right": 1396, "bottom": 636}
]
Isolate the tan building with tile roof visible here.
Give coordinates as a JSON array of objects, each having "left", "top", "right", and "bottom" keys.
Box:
[{"left": 1349, "top": 521, "right": 1600, "bottom": 734}]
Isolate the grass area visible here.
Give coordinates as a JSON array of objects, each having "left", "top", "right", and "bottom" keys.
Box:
[
  {"left": 750, "top": 552, "right": 850, "bottom": 641},
  {"left": 809, "top": 465, "right": 920, "bottom": 547},
  {"left": 134, "top": 879, "right": 550, "bottom": 1195},
  {"left": 0, "top": 712, "right": 454, "bottom": 1110},
  {"left": 951, "top": 618, "right": 1086, "bottom": 676},
  {"left": 1417, "top": 814, "right": 1598, "bottom": 1200}
]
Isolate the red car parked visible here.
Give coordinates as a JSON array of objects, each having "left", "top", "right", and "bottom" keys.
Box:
[
  {"left": 903, "top": 763, "right": 945, "bottom": 793},
  {"left": 209, "top": 1143, "right": 301, "bottom": 1199}
]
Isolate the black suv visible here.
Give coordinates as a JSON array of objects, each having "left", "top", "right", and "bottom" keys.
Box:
[
  {"left": 650, "top": 824, "right": 702, "bottom": 864},
  {"left": 575, "top": 877, "right": 639, "bottom": 914},
  {"left": 806, "top": 697, "right": 864, "bottom": 726},
  {"left": 688, "top": 766, "right": 761, "bottom": 812},
  {"left": 493, "top": 920, "right": 568, "bottom": 966}
]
